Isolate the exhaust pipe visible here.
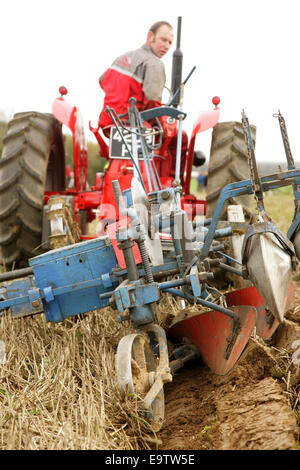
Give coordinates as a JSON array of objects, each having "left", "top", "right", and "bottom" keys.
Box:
[{"left": 170, "top": 16, "right": 183, "bottom": 108}]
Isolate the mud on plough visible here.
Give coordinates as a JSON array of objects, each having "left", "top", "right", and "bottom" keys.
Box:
[{"left": 0, "top": 102, "right": 300, "bottom": 432}]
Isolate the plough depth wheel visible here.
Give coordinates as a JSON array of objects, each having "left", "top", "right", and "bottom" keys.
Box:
[{"left": 116, "top": 331, "right": 165, "bottom": 431}]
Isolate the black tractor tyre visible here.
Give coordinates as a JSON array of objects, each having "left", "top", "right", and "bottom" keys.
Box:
[
  {"left": 0, "top": 111, "right": 66, "bottom": 269},
  {"left": 206, "top": 121, "right": 256, "bottom": 220}
]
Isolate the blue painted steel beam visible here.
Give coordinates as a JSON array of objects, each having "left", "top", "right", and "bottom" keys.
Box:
[
  {"left": 201, "top": 168, "right": 300, "bottom": 259},
  {"left": 163, "top": 288, "right": 239, "bottom": 323}
]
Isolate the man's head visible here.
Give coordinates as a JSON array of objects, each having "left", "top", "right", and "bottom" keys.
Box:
[{"left": 147, "top": 21, "right": 174, "bottom": 58}]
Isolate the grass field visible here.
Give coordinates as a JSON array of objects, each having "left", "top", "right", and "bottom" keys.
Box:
[{"left": 263, "top": 185, "right": 295, "bottom": 233}]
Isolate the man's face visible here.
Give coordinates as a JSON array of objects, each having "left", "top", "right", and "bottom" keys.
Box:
[{"left": 147, "top": 25, "right": 174, "bottom": 58}]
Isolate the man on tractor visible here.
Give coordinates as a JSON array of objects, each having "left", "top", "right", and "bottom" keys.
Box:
[
  {"left": 97, "top": 20, "right": 189, "bottom": 183},
  {"left": 98, "top": 21, "right": 174, "bottom": 135}
]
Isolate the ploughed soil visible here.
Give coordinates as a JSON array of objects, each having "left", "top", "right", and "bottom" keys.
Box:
[{"left": 157, "top": 286, "right": 300, "bottom": 450}]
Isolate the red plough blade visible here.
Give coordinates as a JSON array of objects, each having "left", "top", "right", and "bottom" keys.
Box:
[
  {"left": 168, "top": 305, "right": 256, "bottom": 375},
  {"left": 226, "top": 283, "right": 294, "bottom": 340}
]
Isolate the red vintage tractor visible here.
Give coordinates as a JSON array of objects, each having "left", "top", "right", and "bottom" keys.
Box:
[
  {"left": 0, "top": 90, "right": 220, "bottom": 269},
  {"left": 0, "top": 18, "right": 253, "bottom": 269}
]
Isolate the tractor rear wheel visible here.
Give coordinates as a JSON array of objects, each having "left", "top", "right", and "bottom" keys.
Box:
[
  {"left": 206, "top": 121, "right": 256, "bottom": 220},
  {"left": 0, "top": 111, "right": 66, "bottom": 269}
]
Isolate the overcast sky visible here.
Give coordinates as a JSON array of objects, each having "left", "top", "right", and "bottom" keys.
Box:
[{"left": 1, "top": 0, "right": 299, "bottom": 163}]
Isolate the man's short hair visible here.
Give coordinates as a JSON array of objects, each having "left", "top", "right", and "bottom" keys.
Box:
[{"left": 149, "top": 21, "right": 173, "bottom": 35}]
